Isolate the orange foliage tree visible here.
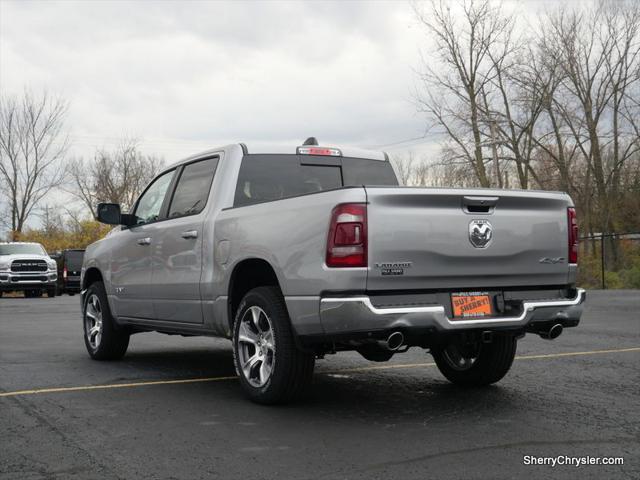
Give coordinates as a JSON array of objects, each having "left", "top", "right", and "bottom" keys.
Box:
[{"left": 13, "top": 220, "right": 112, "bottom": 253}]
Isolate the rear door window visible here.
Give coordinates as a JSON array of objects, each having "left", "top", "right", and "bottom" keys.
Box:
[{"left": 168, "top": 157, "right": 219, "bottom": 218}]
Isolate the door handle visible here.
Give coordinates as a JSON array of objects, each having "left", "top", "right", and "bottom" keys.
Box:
[
  {"left": 181, "top": 230, "right": 198, "bottom": 239},
  {"left": 137, "top": 237, "right": 151, "bottom": 245}
]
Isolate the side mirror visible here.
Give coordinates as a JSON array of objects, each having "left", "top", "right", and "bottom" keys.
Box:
[
  {"left": 96, "top": 203, "right": 137, "bottom": 226},
  {"left": 96, "top": 203, "right": 122, "bottom": 225}
]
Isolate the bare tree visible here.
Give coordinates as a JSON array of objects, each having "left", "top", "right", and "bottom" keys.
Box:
[
  {"left": 69, "top": 138, "right": 164, "bottom": 214},
  {"left": 412, "top": 158, "right": 431, "bottom": 186},
  {"left": 390, "top": 151, "right": 416, "bottom": 185},
  {"left": 537, "top": 1, "right": 640, "bottom": 261},
  {"left": 0, "top": 91, "right": 68, "bottom": 239},
  {"left": 414, "top": 0, "right": 640, "bottom": 239},
  {"left": 414, "top": 0, "right": 514, "bottom": 187},
  {"left": 481, "top": 39, "right": 551, "bottom": 189}
]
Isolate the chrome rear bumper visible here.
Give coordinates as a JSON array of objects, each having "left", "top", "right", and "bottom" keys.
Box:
[{"left": 319, "top": 288, "right": 586, "bottom": 335}]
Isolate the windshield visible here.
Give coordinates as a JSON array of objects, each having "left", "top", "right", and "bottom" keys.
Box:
[{"left": 0, "top": 244, "right": 47, "bottom": 256}]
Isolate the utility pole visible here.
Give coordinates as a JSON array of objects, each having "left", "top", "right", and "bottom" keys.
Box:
[{"left": 489, "top": 119, "right": 503, "bottom": 188}]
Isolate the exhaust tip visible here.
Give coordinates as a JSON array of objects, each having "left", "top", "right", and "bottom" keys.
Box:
[
  {"left": 386, "top": 331, "right": 405, "bottom": 351},
  {"left": 540, "top": 324, "right": 563, "bottom": 340}
]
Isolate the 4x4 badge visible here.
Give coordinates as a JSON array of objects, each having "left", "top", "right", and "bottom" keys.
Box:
[{"left": 469, "top": 219, "right": 492, "bottom": 248}]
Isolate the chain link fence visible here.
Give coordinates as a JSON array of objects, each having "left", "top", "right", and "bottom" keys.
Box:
[{"left": 577, "top": 233, "right": 640, "bottom": 289}]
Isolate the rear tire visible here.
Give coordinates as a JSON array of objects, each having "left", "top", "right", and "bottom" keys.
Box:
[
  {"left": 83, "top": 281, "right": 129, "bottom": 360},
  {"left": 233, "top": 286, "right": 315, "bottom": 404},
  {"left": 431, "top": 335, "right": 517, "bottom": 386}
]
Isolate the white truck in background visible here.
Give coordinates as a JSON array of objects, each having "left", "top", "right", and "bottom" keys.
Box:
[{"left": 0, "top": 242, "right": 58, "bottom": 298}]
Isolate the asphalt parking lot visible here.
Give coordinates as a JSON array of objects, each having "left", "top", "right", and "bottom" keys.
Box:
[{"left": 1, "top": 291, "right": 639, "bottom": 480}]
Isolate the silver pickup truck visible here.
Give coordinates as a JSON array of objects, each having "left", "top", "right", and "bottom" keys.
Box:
[{"left": 83, "top": 139, "right": 585, "bottom": 404}]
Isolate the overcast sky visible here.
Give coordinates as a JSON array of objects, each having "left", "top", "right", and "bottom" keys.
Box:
[
  {"left": 0, "top": 0, "right": 578, "bottom": 159},
  {"left": 0, "top": 0, "right": 442, "bottom": 162},
  {"left": 0, "top": 0, "right": 582, "bottom": 232}
]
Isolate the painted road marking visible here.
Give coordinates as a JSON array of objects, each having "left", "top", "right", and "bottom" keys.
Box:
[
  {"left": 1, "top": 346, "right": 639, "bottom": 398},
  {"left": 0, "top": 376, "right": 238, "bottom": 397}
]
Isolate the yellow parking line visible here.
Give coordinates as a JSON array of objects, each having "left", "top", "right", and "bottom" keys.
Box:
[
  {"left": 325, "top": 362, "right": 436, "bottom": 373},
  {"left": 515, "top": 346, "right": 640, "bottom": 360},
  {"left": 0, "top": 376, "right": 238, "bottom": 398},
  {"left": 1, "top": 346, "right": 638, "bottom": 398},
  {"left": 325, "top": 346, "right": 640, "bottom": 374}
]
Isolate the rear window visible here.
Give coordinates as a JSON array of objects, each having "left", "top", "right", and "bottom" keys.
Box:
[
  {"left": 342, "top": 157, "right": 399, "bottom": 186},
  {"left": 64, "top": 251, "right": 84, "bottom": 269},
  {"left": 234, "top": 154, "right": 398, "bottom": 207}
]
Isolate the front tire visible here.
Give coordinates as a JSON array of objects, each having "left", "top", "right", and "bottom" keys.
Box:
[
  {"left": 431, "top": 335, "right": 517, "bottom": 386},
  {"left": 47, "top": 287, "right": 56, "bottom": 298},
  {"left": 233, "top": 286, "right": 315, "bottom": 404},
  {"left": 83, "top": 281, "right": 130, "bottom": 360}
]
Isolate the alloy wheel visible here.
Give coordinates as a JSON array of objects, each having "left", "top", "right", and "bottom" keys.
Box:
[
  {"left": 85, "top": 293, "right": 103, "bottom": 349},
  {"left": 237, "top": 306, "right": 276, "bottom": 387}
]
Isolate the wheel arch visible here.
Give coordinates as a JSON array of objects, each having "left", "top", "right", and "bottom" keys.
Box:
[
  {"left": 227, "top": 258, "right": 282, "bottom": 331},
  {"left": 82, "top": 266, "right": 104, "bottom": 290}
]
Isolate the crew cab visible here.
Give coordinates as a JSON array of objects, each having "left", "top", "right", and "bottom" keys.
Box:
[
  {"left": 82, "top": 139, "right": 585, "bottom": 404},
  {"left": 0, "top": 242, "right": 58, "bottom": 298}
]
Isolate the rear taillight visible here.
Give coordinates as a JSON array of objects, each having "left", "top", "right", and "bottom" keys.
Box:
[
  {"left": 326, "top": 203, "right": 367, "bottom": 267},
  {"left": 568, "top": 207, "right": 578, "bottom": 264},
  {"left": 63, "top": 266, "right": 68, "bottom": 278}
]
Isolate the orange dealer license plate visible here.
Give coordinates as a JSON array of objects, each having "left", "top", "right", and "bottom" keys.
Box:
[{"left": 451, "top": 292, "right": 493, "bottom": 319}]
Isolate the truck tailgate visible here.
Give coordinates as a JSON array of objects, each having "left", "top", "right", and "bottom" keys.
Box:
[{"left": 365, "top": 187, "right": 572, "bottom": 291}]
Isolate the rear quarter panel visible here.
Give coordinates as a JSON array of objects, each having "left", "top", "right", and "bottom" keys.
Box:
[{"left": 213, "top": 187, "right": 368, "bottom": 335}]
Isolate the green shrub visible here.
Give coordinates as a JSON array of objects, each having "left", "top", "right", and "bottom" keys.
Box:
[
  {"left": 620, "top": 266, "right": 640, "bottom": 289},
  {"left": 604, "top": 271, "right": 624, "bottom": 289}
]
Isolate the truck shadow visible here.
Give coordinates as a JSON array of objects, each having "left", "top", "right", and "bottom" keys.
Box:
[
  {"left": 119, "top": 346, "right": 236, "bottom": 378},
  {"left": 302, "top": 372, "right": 524, "bottom": 421},
  {"left": 119, "top": 345, "right": 524, "bottom": 421}
]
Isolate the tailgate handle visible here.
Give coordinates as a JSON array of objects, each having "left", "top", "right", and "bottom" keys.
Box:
[{"left": 462, "top": 196, "right": 498, "bottom": 214}]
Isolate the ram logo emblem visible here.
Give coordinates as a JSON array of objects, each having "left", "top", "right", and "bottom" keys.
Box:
[{"left": 469, "top": 219, "right": 493, "bottom": 248}]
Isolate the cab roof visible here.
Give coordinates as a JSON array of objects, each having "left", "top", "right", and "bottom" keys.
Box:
[
  {"left": 168, "top": 140, "right": 388, "bottom": 169},
  {"left": 243, "top": 142, "right": 388, "bottom": 161}
]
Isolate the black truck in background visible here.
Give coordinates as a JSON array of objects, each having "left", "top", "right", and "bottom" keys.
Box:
[{"left": 52, "top": 249, "right": 85, "bottom": 295}]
